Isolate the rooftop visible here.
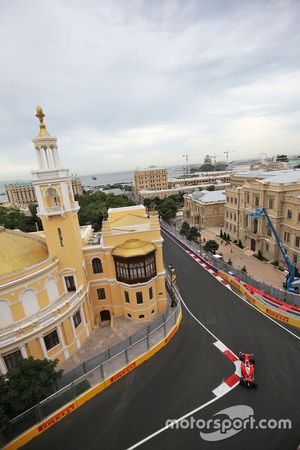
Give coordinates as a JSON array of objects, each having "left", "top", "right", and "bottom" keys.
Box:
[
  {"left": 189, "top": 190, "right": 226, "bottom": 203},
  {"left": 0, "top": 227, "right": 48, "bottom": 278},
  {"left": 140, "top": 182, "right": 230, "bottom": 194}
]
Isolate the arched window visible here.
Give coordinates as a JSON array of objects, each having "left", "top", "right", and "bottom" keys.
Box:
[
  {"left": 0, "top": 301, "right": 14, "bottom": 328},
  {"left": 92, "top": 258, "right": 103, "bottom": 274},
  {"left": 21, "top": 289, "right": 39, "bottom": 317},
  {"left": 45, "top": 187, "right": 60, "bottom": 207},
  {"left": 46, "top": 278, "right": 59, "bottom": 304}
]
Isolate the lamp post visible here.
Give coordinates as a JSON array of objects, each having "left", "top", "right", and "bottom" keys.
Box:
[
  {"left": 168, "top": 264, "right": 177, "bottom": 307},
  {"left": 198, "top": 231, "right": 202, "bottom": 257}
]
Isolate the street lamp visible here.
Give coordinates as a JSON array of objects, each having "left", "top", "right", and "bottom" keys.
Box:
[
  {"left": 198, "top": 232, "right": 202, "bottom": 257},
  {"left": 168, "top": 264, "right": 177, "bottom": 307}
]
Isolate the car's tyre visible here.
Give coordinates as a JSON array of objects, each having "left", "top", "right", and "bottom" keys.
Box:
[
  {"left": 249, "top": 356, "right": 255, "bottom": 363},
  {"left": 239, "top": 354, "right": 245, "bottom": 362},
  {"left": 240, "top": 378, "right": 244, "bottom": 385},
  {"left": 253, "top": 382, "right": 257, "bottom": 388}
]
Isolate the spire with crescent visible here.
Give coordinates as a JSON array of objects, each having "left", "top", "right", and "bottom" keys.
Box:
[{"left": 35, "top": 105, "right": 51, "bottom": 137}]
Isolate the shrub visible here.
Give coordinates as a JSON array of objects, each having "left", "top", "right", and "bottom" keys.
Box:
[{"left": 241, "top": 265, "right": 247, "bottom": 273}]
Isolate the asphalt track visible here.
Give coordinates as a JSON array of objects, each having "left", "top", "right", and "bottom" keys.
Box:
[{"left": 24, "top": 232, "right": 300, "bottom": 450}]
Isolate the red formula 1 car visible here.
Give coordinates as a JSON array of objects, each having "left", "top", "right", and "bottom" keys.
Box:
[{"left": 239, "top": 352, "right": 257, "bottom": 388}]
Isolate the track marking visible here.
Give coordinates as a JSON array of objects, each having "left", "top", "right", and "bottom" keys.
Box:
[
  {"left": 127, "top": 293, "right": 240, "bottom": 450},
  {"left": 162, "top": 228, "right": 300, "bottom": 343}
]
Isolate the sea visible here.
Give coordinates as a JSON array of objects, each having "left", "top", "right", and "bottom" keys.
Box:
[{"left": 0, "top": 167, "right": 184, "bottom": 203}]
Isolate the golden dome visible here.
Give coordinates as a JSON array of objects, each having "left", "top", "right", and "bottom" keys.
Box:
[
  {"left": 35, "top": 105, "right": 51, "bottom": 138},
  {"left": 0, "top": 227, "right": 49, "bottom": 277},
  {"left": 112, "top": 239, "right": 156, "bottom": 258}
]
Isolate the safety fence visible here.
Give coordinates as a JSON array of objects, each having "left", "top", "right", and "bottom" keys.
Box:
[
  {"left": 0, "top": 278, "right": 181, "bottom": 449},
  {"left": 161, "top": 222, "right": 300, "bottom": 307}
]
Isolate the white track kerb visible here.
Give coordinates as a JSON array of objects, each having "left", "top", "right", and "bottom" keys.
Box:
[{"left": 127, "top": 247, "right": 241, "bottom": 449}]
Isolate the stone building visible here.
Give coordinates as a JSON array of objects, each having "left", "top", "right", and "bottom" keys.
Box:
[
  {"left": 0, "top": 107, "right": 167, "bottom": 374},
  {"left": 224, "top": 169, "right": 300, "bottom": 269},
  {"left": 183, "top": 190, "right": 226, "bottom": 229}
]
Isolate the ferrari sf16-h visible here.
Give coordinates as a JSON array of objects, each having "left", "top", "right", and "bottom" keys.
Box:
[{"left": 239, "top": 352, "right": 257, "bottom": 388}]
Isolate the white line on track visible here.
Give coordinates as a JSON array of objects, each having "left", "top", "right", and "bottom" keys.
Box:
[
  {"left": 127, "top": 284, "right": 240, "bottom": 449},
  {"left": 163, "top": 228, "right": 300, "bottom": 343}
]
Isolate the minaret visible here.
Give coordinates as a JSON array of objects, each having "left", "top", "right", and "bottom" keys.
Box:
[{"left": 32, "top": 106, "right": 85, "bottom": 288}]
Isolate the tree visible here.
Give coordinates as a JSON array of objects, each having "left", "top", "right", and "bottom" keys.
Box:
[
  {"left": 220, "top": 229, "right": 223, "bottom": 238},
  {"left": 204, "top": 240, "right": 219, "bottom": 254},
  {"left": 241, "top": 265, "right": 247, "bottom": 273},
  {"left": 180, "top": 221, "right": 190, "bottom": 236},
  {"left": 158, "top": 197, "right": 177, "bottom": 221},
  {"left": 143, "top": 198, "right": 152, "bottom": 210},
  {"left": 237, "top": 239, "right": 244, "bottom": 249},
  {"left": 0, "top": 358, "right": 63, "bottom": 430},
  {"left": 0, "top": 206, "right": 37, "bottom": 232},
  {"left": 207, "top": 185, "right": 216, "bottom": 191},
  {"left": 186, "top": 226, "right": 200, "bottom": 241}
]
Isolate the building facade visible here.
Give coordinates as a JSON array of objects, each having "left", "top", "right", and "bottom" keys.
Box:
[
  {"left": 224, "top": 170, "right": 300, "bottom": 269},
  {"left": 0, "top": 107, "right": 167, "bottom": 374},
  {"left": 134, "top": 168, "right": 168, "bottom": 197},
  {"left": 183, "top": 190, "right": 226, "bottom": 229},
  {"left": 5, "top": 177, "right": 82, "bottom": 208}
]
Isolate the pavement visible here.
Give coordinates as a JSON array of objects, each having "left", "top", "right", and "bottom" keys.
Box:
[
  {"left": 24, "top": 233, "right": 300, "bottom": 450},
  {"left": 60, "top": 316, "right": 150, "bottom": 374},
  {"left": 197, "top": 226, "right": 286, "bottom": 289}
]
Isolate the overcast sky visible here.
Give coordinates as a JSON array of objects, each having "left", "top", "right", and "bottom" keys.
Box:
[{"left": 1, "top": 0, "right": 300, "bottom": 180}]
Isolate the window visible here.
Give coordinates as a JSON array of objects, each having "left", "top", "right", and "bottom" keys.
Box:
[
  {"left": 58, "top": 228, "right": 64, "bottom": 247},
  {"left": 65, "top": 276, "right": 76, "bottom": 292},
  {"left": 293, "top": 254, "right": 298, "bottom": 264},
  {"left": 149, "top": 287, "right": 153, "bottom": 300},
  {"left": 4, "top": 350, "right": 22, "bottom": 371},
  {"left": 296, "top": 237, "right": 300, "bottom": 248},
  {"left": 298, "top": 212, "right": 300, "bottom": 222},
  {"left": 287, "top": 210, "right": 292, "bottom": 219},
  {"left": 127, "top": 313, "right": 132, "bottom": 318},
  {"left": 92, "top": 258, "right": 103, "bottom": 274},
  {"left": 267, "top": 224, "right": 272, "bottom": 237},
  {"left": 246, "top": 193, "right": 250, "bottom": 203},
  {"left": 97, "top": 288, "right": 106, "bottom": 300},
  {"left": 255, "top": 196, "right": 259, "bottom": 207},
  {"left": 269, "top": 198, "right": 275, "bottom": 209},
  {"left": 265, "top": 243, "right": 269, "bottom": 252},
  {"left": 136, "top": 292, "right": 143, "bottom": 304},
  {"left": 284, "top": 232, "right": 290, "bottom": 243},
  {"left": 151, "top": 309, "right": 155, "bottom": 314},
  {"left": 73, "top": 310, "right": 82, "bottom": 328},
  {"left": 44, "top": 330, "right": 59, "bottom": 351},
  {"left": 235, "top": 198, "right": 237, "bottom": 205},
  {"left": 139, "top": 314, "right": 145, "bottom": 319},
  {"left": 114, "top": 252, "right": 157, "bottom": 284},
  {"left": 124, "top": 291, "right": 130, "bottom": 303}
]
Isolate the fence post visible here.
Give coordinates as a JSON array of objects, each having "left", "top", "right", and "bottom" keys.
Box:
[
  {"left": 163, "top": 314, "right": 167, "bottom": 337},
  {"left": 125, "top": 348, "right": 129, "bottom": 364},
  {"left": 129, "top": 335, "right": 132, "bottom": 346},
  {"left": 146, "top": 332, "right": 150, "bottom": 350},
  {"left": 36, "top": 402, "right": 43, "bottom": 421},
  {"left": 100, "top": 363, "right": 104, "bottom": 380}
]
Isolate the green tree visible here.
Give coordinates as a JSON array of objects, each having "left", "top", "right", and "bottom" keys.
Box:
[
  {"left": 0, "top": 358, "right": 63, "bottom": 430},
  {"left": 186, "top": 226, "right": 200, "bottom": 241},
  {"left": 180, "top": 221, "right": 190, "bottom": 236},
  {"left": 204, "top": 240, "right": 219, "bottom": 254},
  {"left": 207, "top": 185, "right": 216, "bottom": 191},
  {"left": 0, "top": 206, "right": 37, "bottom": 232},
  {"left": 143, "top": 198, "right": 152, "bottom": 210}
]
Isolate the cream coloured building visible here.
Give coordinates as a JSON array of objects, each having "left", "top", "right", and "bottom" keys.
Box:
[
  {"left": 5, "top": 177, "right": 82, "bottom": 208},
  {"left": 224, "top": 169, "right": 300, "bottom": 270},
  {"left": 0, "top": 107, "right": 167, "bottom": 374},
  {"left": 134, "top": 168, "right": 168, "bottom": 197},
  {"left": 183, "top": 190, "right": 226, "bottom": 229}
]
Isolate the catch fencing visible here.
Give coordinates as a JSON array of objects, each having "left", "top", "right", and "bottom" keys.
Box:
[
  {"left": 0, "top": 278, "right": 181, "bottom": 448},
  {"left": 161, "top": 222, "right": 300, "bottom": 307}
]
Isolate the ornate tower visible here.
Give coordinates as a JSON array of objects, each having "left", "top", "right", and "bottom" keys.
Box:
[{"left": 32, "top": 106, "right": 85, "bottom": 289}]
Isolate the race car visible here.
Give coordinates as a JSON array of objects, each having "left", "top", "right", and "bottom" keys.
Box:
[{"left": 239, "top": 352, "right": 257, "bottom": 387}]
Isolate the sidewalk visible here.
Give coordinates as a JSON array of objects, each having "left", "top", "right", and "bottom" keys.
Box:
[{"left": 199, "top": 226, "right": 285, "bottom": 289}]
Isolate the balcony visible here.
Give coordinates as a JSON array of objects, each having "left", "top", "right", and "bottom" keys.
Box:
[
  {"left": 0, "top": 286, "right": 85, "bottom": 348},
  {"left": 37, "top": 201, "right": 79, "bottom": 217}
]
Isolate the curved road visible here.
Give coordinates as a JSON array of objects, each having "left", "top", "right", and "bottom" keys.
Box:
[{"left": 25, "top": 232, "right": 300, "bottom": 450}]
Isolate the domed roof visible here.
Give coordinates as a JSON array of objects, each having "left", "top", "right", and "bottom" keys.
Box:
[
  {"left": 112, "top": 239, "right": 155, "bottom": 258},
  {"left": 0, "top": 227, "right": 49, "bottom": 277}
]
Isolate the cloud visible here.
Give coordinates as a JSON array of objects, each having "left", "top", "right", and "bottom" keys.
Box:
[{"left": 0, "top": 0, "right": 300, "bottom": 179}]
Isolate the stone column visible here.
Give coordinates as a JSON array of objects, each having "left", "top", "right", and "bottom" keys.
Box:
[
  {"left": 38, "top": 335, "right": 48, "bottom": 359},
  {"left": 0, "top": 355, "right": 7, "bottom": 375},
  {"left": 80, "top": 304, "right": 90, "bottom": 337},
  {"left": 69, "top": 315, "right": 81, "bottom": 350},
  {"left": 19, "top": 344, "right": 28, "bottom": 359},
  {"left": 57, "top": 323, "right": 70, "bottom": 360}
]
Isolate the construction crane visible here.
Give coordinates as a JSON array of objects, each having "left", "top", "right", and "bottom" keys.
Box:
[
  {"left": 182, "top": 154, "right": 191, "bottom": 176},
  {"left": 249, "top": 208, "right": 300, "bottom": 292},
  {"left": 224, "top": 150, "right": 236, "bottom": 162}
]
